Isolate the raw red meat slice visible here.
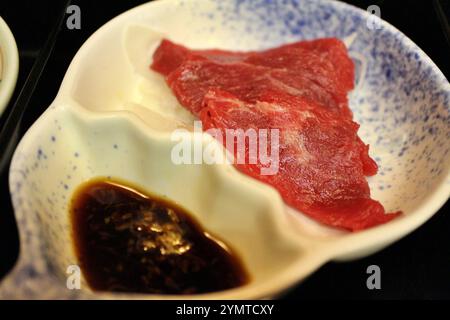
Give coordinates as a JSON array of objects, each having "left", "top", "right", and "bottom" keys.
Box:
[
  {"left": 150, "top": 39, "right": 401, "bottom": 231},
  {"left": 244, "top": 39, "right": 354, "bottom": 96},
  {"left": 152, "top": 39, "right": 353, "bottom": 117},
  {"left": 200, "top": 89, "right": 396, "bottom": 230},
  {"left": 152, "top": 39, "right": 250, "bottom": 76},
  {"left": 256, "top": 90, "right": 378, "bottom": 177},
  {"left": 164, "top": 57, "right": 351, "bottom": 120},
  {"left": 151, "top": 39, "right": 191, "bottom": 76}
]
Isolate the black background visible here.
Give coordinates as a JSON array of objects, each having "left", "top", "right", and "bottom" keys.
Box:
[{"left": 0, "top": 0, "right": 449, "bottom": 299}]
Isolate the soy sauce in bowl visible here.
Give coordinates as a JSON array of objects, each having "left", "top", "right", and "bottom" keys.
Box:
[{"left": 70, "top": 178, "right": 249, "bottom": 295}]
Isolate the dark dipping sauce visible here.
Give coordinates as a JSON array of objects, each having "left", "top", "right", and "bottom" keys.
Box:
[{"left": 71, "top": 179, "right": 249, "bottom": 295}]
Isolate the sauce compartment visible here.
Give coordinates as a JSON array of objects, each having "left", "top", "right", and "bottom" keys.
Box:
[
  {"left": 5, "top": 106, "right": 307, "bottom": 298},
  {"left": 71, "top": 178, "right": 249, "bottom": 294}
]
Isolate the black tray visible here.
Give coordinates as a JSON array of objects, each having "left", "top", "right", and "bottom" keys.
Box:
[{"left": 0, "top": 0, "right": 449, "bottom": 299}]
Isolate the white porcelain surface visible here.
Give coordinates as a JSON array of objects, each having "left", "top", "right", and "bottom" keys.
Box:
[{"left": 0, "top": 16, "right": 19, "bottom": 117}]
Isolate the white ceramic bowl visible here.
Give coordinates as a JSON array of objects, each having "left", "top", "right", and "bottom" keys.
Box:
[
  {"left": 0, "top": 16, "right": 19, "bottom": 117},
  {"left": 1, "top": 0, "right": 449, "bottom": 299}
]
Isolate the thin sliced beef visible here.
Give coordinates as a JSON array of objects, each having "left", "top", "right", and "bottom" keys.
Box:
[
  {"left": 150, "top": 39, "right": 401, "bottom": 231},
  {"left": 200, "top": 89, "right": 396, "bottom": 230},
  {"left": 152, "top": 38, "right": 354, "bottom": 117}
]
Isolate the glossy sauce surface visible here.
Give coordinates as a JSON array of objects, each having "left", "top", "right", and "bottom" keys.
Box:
[{"left": 71, "top": 179, "right": 248, "bottom": 294}]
